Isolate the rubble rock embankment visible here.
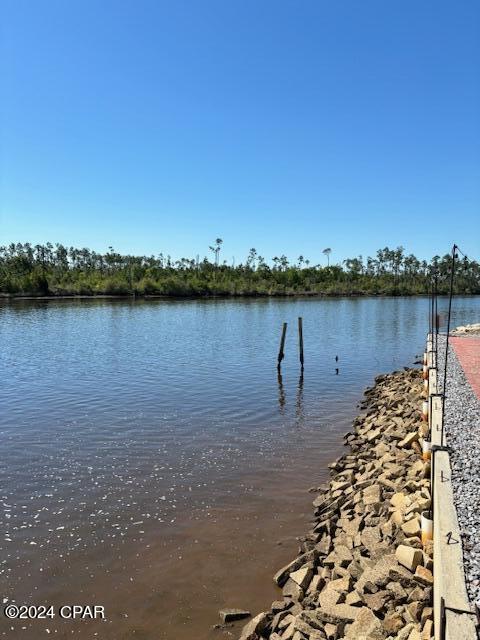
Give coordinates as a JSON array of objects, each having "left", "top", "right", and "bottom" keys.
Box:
[{"left": 239, "top": 369, "right": 433, "bottom": 640}]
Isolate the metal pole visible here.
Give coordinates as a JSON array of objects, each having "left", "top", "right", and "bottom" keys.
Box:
[
  {"left": 434, "top": 273, "right": 439, "bottom": 367},
  {"left": 441, "top": 245, "right": 457, "bottom": 446},
  {"left": 440, "top": 596, "right": 446, "bottom": 640},
  {"left": 430, "top": 446, "right": 436, "bottom": 521},
  {"left": 430, "top": 279, "right": 434, "bottom": 341}
]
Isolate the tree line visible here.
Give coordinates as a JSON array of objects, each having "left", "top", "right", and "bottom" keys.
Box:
[{"left": 0, "top": 241, "right": 479, "bottom": 297}]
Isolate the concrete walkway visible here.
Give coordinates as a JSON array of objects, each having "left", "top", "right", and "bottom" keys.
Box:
[{"left": 451, "top": 336, "right": 480, "bottom": 399}]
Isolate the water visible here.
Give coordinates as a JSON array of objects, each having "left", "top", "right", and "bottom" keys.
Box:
[{"left": 1, "top": 296, "right": 479, "bottom": 639}]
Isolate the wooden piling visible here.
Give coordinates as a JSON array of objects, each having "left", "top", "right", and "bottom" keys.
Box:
[
  {"left": 277, "top": 322, "right": 287, "bottom": 368},
  {"left": 298, "top": 317, "right": 304, "bottom": 369}
]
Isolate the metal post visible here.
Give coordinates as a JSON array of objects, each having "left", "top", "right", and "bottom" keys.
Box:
[
  {"left": 441, "top": 245, "right": 457, "bottom": 445},
  {"left": 434, "top": 273, "right": 439, "bottom": 366},
  {"left": 440, "top": 597, "right": 446, "bottom": 640},
  {"left": 429, "top": 279, "right": 434, "bottom": 340}
]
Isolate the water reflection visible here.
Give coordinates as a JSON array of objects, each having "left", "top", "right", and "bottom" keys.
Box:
[
  {"left": 295, "top": 372, "right": 305, "bottom": 427},
  {"left": 1, "top": 296, "right": 480, "bottom": 640},
  {"left": 277, "top": 369, "right": 286, "bottom": 413}
]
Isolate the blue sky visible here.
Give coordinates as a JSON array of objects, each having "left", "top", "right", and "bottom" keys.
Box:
[{"left": 1, "top": 0, "right": 479, "bottom": 265}]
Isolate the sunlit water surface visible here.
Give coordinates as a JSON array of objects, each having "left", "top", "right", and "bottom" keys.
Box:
[{"left": 1, "top": 297, "right": 479, "bottom": 639}]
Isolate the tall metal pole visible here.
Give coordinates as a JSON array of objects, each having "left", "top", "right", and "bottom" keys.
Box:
[
  {"left": 430, "top": 279, "right": 434, "bottom": 343},
  {"left": 434, "top": 273, "right": 439, "bottom": 364},
  {"left": 440, "top": 245, "right": 457, "bottom": 445}
]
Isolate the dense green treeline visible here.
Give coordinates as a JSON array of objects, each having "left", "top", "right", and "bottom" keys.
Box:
[{"left": 1, "top": 242, "right": 479, "bottom": 297}]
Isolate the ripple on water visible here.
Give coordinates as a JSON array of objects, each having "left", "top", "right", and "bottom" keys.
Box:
[{"left": 1, "top": 297, "right": 480, "bottom": 638}]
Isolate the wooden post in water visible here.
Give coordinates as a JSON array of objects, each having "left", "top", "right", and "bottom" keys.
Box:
[
  {"left": 298, "top": 317, "right": 304, "bottom": 370},
  {"left": 277, "top": 322, "right": 287, "bottom": 369}
]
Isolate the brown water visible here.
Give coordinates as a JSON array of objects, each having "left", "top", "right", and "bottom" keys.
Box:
[{"left": 1, "top": 296, "right": 480, "bottom": 639}]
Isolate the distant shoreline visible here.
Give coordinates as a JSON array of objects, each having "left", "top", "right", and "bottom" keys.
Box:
[
  {"left": 2, "top": 292, "right": 479, "bottom": 302},
  {"left": 3, "top": 243, "right": 479, "bottom": 300}
]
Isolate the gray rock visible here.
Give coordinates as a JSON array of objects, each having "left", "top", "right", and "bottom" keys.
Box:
[
  {"left": 238, "top": 612, "right": 268, "bottom": 640},
  {"left": 343, "top": 606, "right": 384, "bottom": 639},
  {"left": 218, "top": 608, "right": 250, "bottom": 623},
  {"left": 395, "top": 545, "right": 423, "bottom": 572}
]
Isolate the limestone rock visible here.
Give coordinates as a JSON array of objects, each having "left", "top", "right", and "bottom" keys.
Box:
[
  {"left": 317, "top": 602, "right": 362, "bottom": 624},
  {"left": 316, "top": 534, "right": 332, "bottom": 555},
  {"left": 278, "top": 613, "right": 294, "bottom": 629},
  {"left": 398, "top": 431, "right": 419, "bottom": 448},
  {"left": 318, "top": 583, "right": 342, "bottom": 609},
  {"left": 407, "top": 601, "right": 424, "bottom": 623},
  {"left": 293, "top": 615, "right": 321, "bottom": 636},
  {"left": 329, "top": 575, "right": 351, "bottom": 593},
  {"left": 363, "top": 590, "right": 389, "bottom": 612},
  {"left": 361, "top": 526, "right": 382, "bottom": 550},
  {"left": 401, "top": 536, "right": 423, "bottom": 550},
  {"left": 271, "top": 610, "right": 289, "bottom": 631},
  {"left": 363, "top": 484, "right": 381, "bottom": 506},
  {"left": 396, "top": 623, "right": 415, "bottom": 640},
  {"left": 420, "top": 606, "right": 433, "bottom": 625},
  {"left": 324, "top": 622, "right": 338, "bottom": 640},
  {"left": 424, "top": 540, "right": 433, "bottom": 558},
  {"left": 343, "top": 606, "right": 385, "bottom": 639},
  {"left": 307, "top": 574, "right": 324, "bottom": 595},
  {"left": 324, "top": 544, "right": 353, "bottom": 568},
  {"left": 271, "top": 600, "right": 290, "bottom": 613},
  {"left": 386, "top": 580, "right": 408, "bottom": 601},
  {"left": 356, "top": 553, "right": 398, "bottom": 593},
  {"left": 345, "top": 590, "right": 363, "bottom": 606},
  {"left": 383, "top": 611, "right": 404, "bottom": 633},
  {"left": 219, "top": 608, "right": 250, "bottom": 623},
  {"left": 395, "top": 544, "right": 423, "bottom": 572},
  {"left": 341, "top": 516, "right": 363, "bottom": 538},
  {"left": 289, "top": 565, "right": 313, "bottom": 590},
  {"left": 421, "top": 618, "right": 433, "bottom": 639},
  {"left": 239, "top": 612, "right": 268, "bottom": 640},
  {"left": 282, "top": 577, "right": 303, "bottom": 600},
  {"left": 273, "top": 551, "right": 316, "bottom": 586},
  {"left": 391, "top": 492, "right": 410, "bottom": 510},
  {"left": 402, "top": 518, "right": 421, "bottom": 537},
  {"left": 414, "top": 566, "right": 433, "bottom": 586},
  {"left": 279, "top": 620, "right": 297, "bottom": 639},
  {"left": 422, "top": 552, "right": 433, "bottom": 571}
]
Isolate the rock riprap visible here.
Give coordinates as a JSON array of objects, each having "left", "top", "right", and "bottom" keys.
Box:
[
  {"left": 452, "top": 323, "right": 480, "bottom": 335},
  {"left": 239, "top": 369, "right": 433, "bottom": 640}
]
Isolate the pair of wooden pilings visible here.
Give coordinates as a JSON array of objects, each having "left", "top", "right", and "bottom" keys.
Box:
[{"left": 277, "top": 317, "right": 304, "bottom": 370}]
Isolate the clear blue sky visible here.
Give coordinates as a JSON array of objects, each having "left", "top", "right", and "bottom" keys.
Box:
[{"left": 1, "top": 0, "right": 479, "bottom": 265}]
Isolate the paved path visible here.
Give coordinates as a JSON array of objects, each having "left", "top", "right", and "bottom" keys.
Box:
[{"left": 450, "top": 336, "right": 480, "bottom": 400}]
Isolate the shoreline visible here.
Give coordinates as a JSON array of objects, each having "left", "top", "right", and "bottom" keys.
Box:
[
  {"left": 236, "top": 368, "right": 434, "bottom": 640},
  {"left": 2, "top": 293, "right": 478, "bottom": 302}
]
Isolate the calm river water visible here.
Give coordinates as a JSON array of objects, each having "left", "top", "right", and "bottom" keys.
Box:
[{"left": 1, "top": 296, "right": 479, "bottom": 639}]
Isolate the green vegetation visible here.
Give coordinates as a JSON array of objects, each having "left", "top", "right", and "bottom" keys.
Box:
[{"left": 1, "top": 242, "right": 479, "bottom": 297}]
